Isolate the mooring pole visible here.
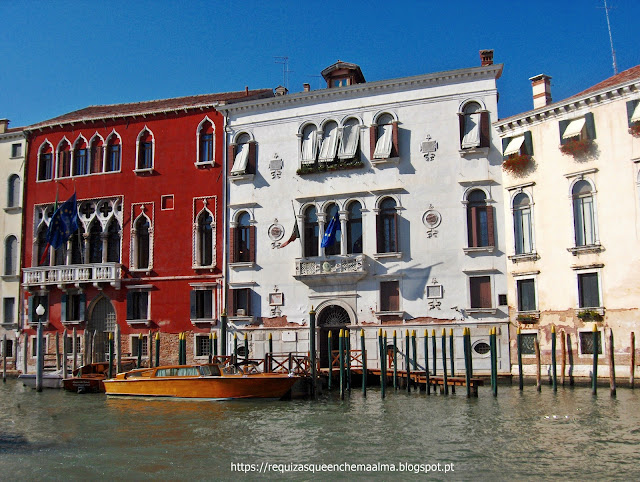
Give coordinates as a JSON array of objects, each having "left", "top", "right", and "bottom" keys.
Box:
[
  {"left": 267, "top": 332, "right": 272, "bottom": 372},
  {"left": 441, "top": 328, "right": 448, "bottom": 395},
  {"left": 551, "top": 325, "right": 557, "bottom": 392},
  {"left": 381, "top": 330, "right": 387, "bottom": 399},
  {"left": 137, "top": 334, "right": 143, "bottom": 368},
  {"left": 36, "top": 312, "right": 44, "bottom": 392},
  {"left": 23, "top": 335, "right": 28, "bottom": 375},
  {"left": 213, "top": 331, "right": 218, "bottom": 358},
  {"left": 327, "top": 331, "right": 332, "bottom": 390},
  {"left": 405, "top": 330, "right": 411, "bottom": 393},
  {"left": 464, "top": 327, "right": 471, "bottom": 398},
  {"left": 490, "top": 327, "right": 497, "bottom": 397},
  {"left": 517, "top": 328, "right": 523, "bottom": 391},
  {"left": 339, "top": 329, "right": 345, "bottom": 400},
  {"left": 155, "top": 332, "right": 160, "bottom": 367},
  {"left": 424, "top": 330, "right": 430, "bottom": 395},
  {"left": 309, "top": 306, "right": 317, "bottom": 399},
  {"left": 233, "top": 333, "right": 238, "bottom": 364},
  {"left": 561, "top": 329, "right": 566, "bottom": 387},
  {"left": 534, "top": 337, "right": 541, "bottom": 392},
  {"left": 55, "top": 332, "right": 60, "bottom": 372},
  {"left": 393, "top": 330, "right": 398, "bottom": 390},
  {"left": 346, "top": 329, "right": 352, "bottom": 392},
  {"left": 2, "top": 334, "right": 6, "bottom": 383},
  {"left": 108, "top": 333, "right": 114, "bottom": 379},
  {"left": 220, "top": 311, "right": 227, "bottom": 356},
  {"left": 411, "top": 330, "right": 417, "bottom": 372},
  {"left": 360, "top": 329, "right": 366, "bottom": 397},
  {"left": 432, "top": 329, "right": 437, "bottom": 376},
  {"left": 72, "top": 326, "right": 78, "bottom": 374},
  {"left": 608, "top": 329, "right": 616, "bottom": 398},
  {"left": 208, "top": 333, "right": 213, "bottom": 364},
  {"left": 114, "top": 325, "right": 121, "bottom": 373},
  {"left": 592, "top": 324, "right": 598, "bottom": 396},
  {"left": 631, "top": 332, "right": 635, "bottom": 389},
  {"left": 62, "top": 329, "right": 68, "bottom": 379},
  {"left": 244, "top": 333, "right": 249, "bottom": 363},
  {"left": 449, "top": 328, "right": 455, "bottom": 394},
  {"left": 377, "top": 329, "right": 384, "bottom": 398}
]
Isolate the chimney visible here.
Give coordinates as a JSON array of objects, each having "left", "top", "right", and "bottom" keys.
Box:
[
  {"left": 479, "top": 50, "right": 494, "bottom": 66},
  {"left": 0, "top": 119, "right": 8, "bottom": 134},
  {"left": 529, "top": 74, "right": 552, "bottom": 109},
  {"left": 303, "top": 83, "right": 311, "bottom": 92},
  {"left": 274, "top": 85, "right": 288, "bottom": 96}
]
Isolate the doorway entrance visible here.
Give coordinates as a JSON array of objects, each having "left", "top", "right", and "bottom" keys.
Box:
[
  {"left": 318, "top": 305, "right": 350, "bottom": 368},
  {"left": 87, "top": 296, "right": 116, "bottom": 362}
]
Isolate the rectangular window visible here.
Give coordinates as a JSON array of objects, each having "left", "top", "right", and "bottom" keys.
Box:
[
  {"left": 107, "top": 145, "right": 120, "bottom": 172},
  {"left": 11, "top": 143, "right": 22, "bottom": 158},
  {"left": 517, "top": 279, "right": 536, "bottom": 312},
  {"left": 470, "top": 276, "right": 492, "bottom": 309},
  {"left": 75, "top": 149, "right": 88, "bottom": 176},
  {"left": 64, "top": 294, "right": 82, "bottom": 322},
  {"left": 3, "top": 297, "right": 15, "bottom": 324},
  {"left": 2, "top": 339, "right": 13, "bottom": 357},
  {"left": 191, "top": 289, "right": 213, "bottom": 320},
  {"left": 380, "top": 280, "right": 400, "bottom": 312},
  {"left": 140, "top": 143, "right": 153, "bottom": 169},
  {"left": 201, "top": 134, "right": 213, "bottom": 163},
  {"left": 29, "top": 293, "right": 49, "bottom": 323},
  {"left": 64, "top": 336, "right": 82, "bottom": 355},
  {"left": 578, "top": 273, "right": 600, "bottom": 308},
  {"left": 195, "top": 335, "right": 211, "bottom": 357},
  {"left": 231, "top": 288, "right": 251, "bottom": 316},
  {"left": 580, "top": 331, "right": 602, "bottom": 355},
  {"left": 559, "top": 113, "right": 596, "bottom": 144},
  {"left": 131, "top": 335, "right": 149, "bottom": 357},
  {"left": 126, "top": 291, "right": 149, "bottom": 320},
  {"left": 520, "top": 333, "right": 537, "bottom": 355}
]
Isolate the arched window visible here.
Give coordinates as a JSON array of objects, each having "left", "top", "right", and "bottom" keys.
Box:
[
  {"left": 467, "top": 189, "right": 494, "bottom": 248},
  {"left": 38, "top": 144, "right": 53, "bottom": 181},
  {"left": 71, "top": 225, "right": 85, "bottom": 264},
  {"left": 89, "top": 222, "right": 102, "bottom": 263},
  {"left": 573, "top": 180, "right": 596, "bottom": 246},
  {"left": 347, "top": 201, "right": 362, "bottom": 254},
  {"left": 236, "top": 212, "right": 252, "bottom": 263},
  {"left": 304, "top": 205, "right": 319, "bottom": 257},
  {"left": 460, "top": 101, "right": 490, "bottom": 149},
  {"left": 372, "top": 113, "right": 397, "bottom": 160},
  {"left": 338, "top": 118, "right": 361, "bottom": 160},
  {"left": 376, "top": 198, "right": 398, "bottom": 253},
  {"left": 57, "top": 140, "right": 71, "bottom": 178},
  {"left": 106, "top": 220, "right": 121, "bottom": 263},
  {"left": 318, "top": 121, "right": 339, "bottom": 163},
  {"left": 198, "top": 210, "right": 214, "bottom": 266},
  {"left": 136, "top": 129, "right": 154, "bottom": 170},
  {"left": 37, "top": 227, "right": 49, "bottom": 266},
  {"left": 54, "top": 241, "right": 66, "bottom": 266},
  {"left": 4, "top": 236, "right": 17, "bottom": 275},
  {"left": 7, "top": 174, "right": 20, "bottom": 208},
  {"left": 301, "top": 124, "right": 318, "bottom": 165},
  {"left": 106, "top": 134, "right": 121, "bottom": 172},
  {"left": 135, "top": 216, "right": 150, "bottom": 269},
  {"left": 198, "top": 120, "right": 214, "bottom": 164},
  {"left": 90, "top": 136, "right": 104, "bottom": 174},
  {"left": 73, "top": 137, "right": 89, "bottom": 176},
  {"left": 324, "top": 203, "right": 341, "bottom": 255},
  {"left": 230, "top": 133, "right": 252, "bottom": 175},
  {"left": 513, "top": 193, "right": 533, "bottom": 255}
]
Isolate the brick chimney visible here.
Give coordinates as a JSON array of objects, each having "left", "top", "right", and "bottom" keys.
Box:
[
  {"left": 274, "top": 85, "right": 288, "bottom": 96},
  {"left": 0, "top": 119, "right": 8, "bottom": 134},
  {"left": 303, "top": 83, "right": 311, "bottom": 92},
  {"left": 479, "top": 50, "right": 494, "bottom": 66},
  {"left": 529, "top": 74, "right": 552, "bottom": 109}
]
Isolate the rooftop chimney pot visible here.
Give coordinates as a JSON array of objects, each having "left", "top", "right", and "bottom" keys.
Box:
[
  {"left": 0, "top": 119, "right": 8, "bottom": 134},
  {"left": 303, "top": 83, "right": 311, "bottom": 92},
  {"left": 529, "top": 74, "right": 552, "bottom": 109},
  {"left": 480, "top": 50, "right": 494, "bottom": 66}
]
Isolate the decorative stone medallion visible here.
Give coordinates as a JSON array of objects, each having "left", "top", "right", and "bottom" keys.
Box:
[
  {"left": 269, "top": 219, "right": 285, "bottom": 248},
  {"left": 422, "top": 206, "right": 442, "bottom": 238},
  {"left": 420, "top": 134, "right": 438, "bottom": 161},
  {"left": 269, "top": 154, "right": 283, "bottom": 179}
]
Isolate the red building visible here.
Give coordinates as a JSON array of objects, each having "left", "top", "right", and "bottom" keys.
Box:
[{"left": 21, "top": 89, "right": 272, "bottom": 367}]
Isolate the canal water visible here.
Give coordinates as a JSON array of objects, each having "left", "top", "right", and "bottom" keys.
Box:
[{"left": 1, "top": 379, "right": 639, "bottom": 480}]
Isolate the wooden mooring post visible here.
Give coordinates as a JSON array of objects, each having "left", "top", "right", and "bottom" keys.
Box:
[
  {"left": 208, "top": 332, "right": 213, "bottom": 364},
  {"left": 405, "top": 330, "right": 411, "bottom": 394},
  {"left": 346, "top": 330, "right": 352, "bottom": 392},
  {"left": 267, "top": 332, "right": 272, "bottom": 372},
  {"left": 148, "top": 330, "right": 153, "bottom": 367},
  {"left": 108, "top": 333, "right": 114, "bottom": 379},
  {"left": 608, "top": 329, "right": 616, "bottom": 398},
  {"left": 561, "top": 329, "right": 566, "bottom": 387},
  {"left": 137, "top": 334, "right": 143, "bottom": 368},
  {"left": 244, "top": 333, "right": 249, "bottom": 363},
  {"left": 449, "top": 328, "right": 455, "bottom": 395},
  {"left": 309, "top": 307, "right": 317, "bottom": 400},
  {"left": 55, "top": 332, "right": 60, "bottom": 372},
  {"left": 517, "top": 328, "right": 523, "bottom": 391},
  {"left": 382, "top": 331, "right": 387, "bottom": 398},
  {"left": 340, "top": 329, "right": 345, "bottom": 400},
  {"left": 22, "top": 335, "right": 28, "bottom": 375},
  {"left": 431, "top": 329, "right": 437, "bottom": 376},
  {"left": 534, "top": 337, "right": 541, "bottom": 392},
  {"left": 592, "top": 324, "right": 598, "bottom": 396},
  {"left": 2, "top": 334, "right": 6, "bottom": 383},
  {"left": 392, "top": 330, "right": 398, "bottom": 390},
  {"left": 377, "top": 329, "right": 384, "bottom": 399},
  {"left": 424, "top": 330, "right": 430, "bottom": 395},
  {"left": 630, "top": 332, "right": 635, "bottom": 389},
  {"left": 72, "top": 327, "right": 78, "bottom": 374},
  {"left": 360, "top": 329, "right": 366, "bottom": 397},
  {"left": 327, "top": 331, "right": 332, "bottom": 390},
  {"left": 155, "top": 332, "right": 160, "bottom": 367},
  {"left": 490, "top": 327, "right": 497, "bottom": 397},
  {"left": 441, "top": 328, "right": 448, "bottom": 395},
  {"left": 551, "top": 325, "right": 557, "bottom": 392},
  {"left": 463, "top": 327, "right": 471, "bottom": 398},
  {"left": 233, "top": 333, "right": 238, "bottom": 364},
  {"left": 220, "top": 311, "right": 227, "bottom": 356},
  {"left": 62, "top": 329, "right": 68, "bottom": 379}
]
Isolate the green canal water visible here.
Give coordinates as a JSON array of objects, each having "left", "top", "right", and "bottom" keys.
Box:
[{"left": 1, "top": 379, "right": 639, "bottom": 480}]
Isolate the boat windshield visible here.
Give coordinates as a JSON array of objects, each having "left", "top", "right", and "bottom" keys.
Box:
[
  {"left": 175, "top": 367, "right": 199, "bottom": 376},
  {"left": 199, "top": 364, "right": 221, "bottom": 376}
]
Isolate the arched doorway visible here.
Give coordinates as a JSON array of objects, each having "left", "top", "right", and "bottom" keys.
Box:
[
  {"left": 318, "top": 305, "right": 350, "bottom": 368},
  {"left": 87, "top": 296, "right": 116, "bottom": 362}
]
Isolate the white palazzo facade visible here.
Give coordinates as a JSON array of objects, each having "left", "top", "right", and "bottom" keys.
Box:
[{"left": 220, "top": 54, "right": 509, "bottom": 373}]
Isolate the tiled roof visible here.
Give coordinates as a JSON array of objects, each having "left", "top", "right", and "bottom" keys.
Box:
[
  {"left": 568, "top": 65, "right": 640, "bottom": 100},
  {"left": 27, "top": 89, "right": 273, "bottom": 130}
]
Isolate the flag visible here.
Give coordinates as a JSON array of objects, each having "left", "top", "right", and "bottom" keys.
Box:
[
  {"left": 279, "top": 219, "right": 300, "bottom": 248},
  {"left": 321, "top": 211, "right": 340, "bottom": 248},
  {"left": 46, "top": 192, "right": 79, "bottom": 250}
]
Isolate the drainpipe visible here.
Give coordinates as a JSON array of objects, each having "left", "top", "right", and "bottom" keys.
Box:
[{"left": 220, "top": 105, "right": 229, "bottom": 356}]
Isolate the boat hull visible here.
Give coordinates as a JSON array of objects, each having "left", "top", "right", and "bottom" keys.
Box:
[
  {"left": 62, "top": 376, "right": 105, "bottom": 393},
  {"left": 18, "top": 373, "right": 63, "bottom": 389},
  {"left": 103, "top": 374, "right": 298, "bottom": 400}
]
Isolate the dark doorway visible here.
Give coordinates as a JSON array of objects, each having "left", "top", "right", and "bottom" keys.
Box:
[
  {"left": 317, "top": 305, "right": 350, "bottom": 368},
  {"left": 87, "top": 296, "right": 116, "bottom": 362}
]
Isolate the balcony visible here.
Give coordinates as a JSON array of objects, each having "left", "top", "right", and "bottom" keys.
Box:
[
  {"left": 23, "top": 263, "right": 122, "bottom": 289},
  {"left": 294, "top": 254, "right": 367, "bottom": 285}
]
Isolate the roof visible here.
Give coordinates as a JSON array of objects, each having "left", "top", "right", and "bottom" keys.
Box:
[
  {"left": 321, "top": 60, "right": 366, "bottom": 84},
  {"left": 27, "top": 89, "right": 274, "bottom": 131},
  {"left": 568, "top": 65, "right": 640, "bottom": 100}
]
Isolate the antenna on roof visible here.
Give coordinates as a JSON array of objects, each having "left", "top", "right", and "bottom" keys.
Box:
[
  {"left": 601, "top": 0, "right": 618, "bottom": 74},
  {"left": 274, "top": 57, "right": 292, "bottom": 90}
]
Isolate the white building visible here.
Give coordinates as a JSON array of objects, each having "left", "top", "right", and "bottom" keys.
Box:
[
  {"left": 494, "top": 65, "right": 640, "bottom": 378},
  {"left": 218, "top": 53, "right": 509, "bottom": 373},
  {"left": 0, "top": 119, "right": 26, "bottom": 367}
]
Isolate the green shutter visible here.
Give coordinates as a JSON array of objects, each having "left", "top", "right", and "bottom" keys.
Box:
[
  {"left": 524, "top": 131, "right": 534, "bottom": 156},
  {"left": 61, "top": 294, "right": 67, "bottom": 322},
  {"left": 190, "top": 290, "right": 197, "bottom": 319},
  {"left": 126, "top": 291, "right": 134, "bottom": 320},
  {"left": 627, "top": 100, "right": 638, "bottom": 127},
  {"left": 584, "top": 112, "right": 596, "bottom": 140},
  {"left": 28, "top": 295, "right": 35, "bottom": 323},
  {"left": 502, "top": 136, "right": 510, "bottom": 157},
  {"left": 559, "top": 120, "right": 570, "bottom": 145},
  {"left": 78, "top": 293, "right": 86, "bottom": 322}
]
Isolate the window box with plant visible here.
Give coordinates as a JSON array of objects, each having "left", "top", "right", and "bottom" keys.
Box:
[
  {"left": 577, "top": 309, "right": 603, "bottom": 322},
  {"left": 559, "top": 113, "right": 596, "bottom": 159},
  {"left": 517, "top": 312, "right": 539, "bottom": 323},
  {"left": 502, "top": 131, "right": 533, "bottom": 174},
  {"left": 296, "top": 158, "right": 364, "bottom": 176},
  {"left": 627, "top": 99, "right": 640, "bottom": 137}
]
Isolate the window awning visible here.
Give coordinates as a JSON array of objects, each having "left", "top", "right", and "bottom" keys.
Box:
[
  {"left": 503, "top": 135, "right": 525, "bottom": 156},
  {"left": 562, "top": 117, "right": 586, "bottom": 139},
  {"left": 631, "top": 102, "right": 640, "bottom": 123}
]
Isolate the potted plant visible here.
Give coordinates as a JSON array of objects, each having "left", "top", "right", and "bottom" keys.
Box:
[
  {"left": 577, "top": 309, "right": 603, "bottom": 322},
  {"left": 629, "top": 122, "right": 640, "bottom": 138},
  {"left": 502, "top": 153, "right": 532, "bottom": 174},
  {"left": 560, "top": 138, "right": 594, "bottom": 158},
  {"left": 517, "top": 313, "right": 539, "bottom": 323}
]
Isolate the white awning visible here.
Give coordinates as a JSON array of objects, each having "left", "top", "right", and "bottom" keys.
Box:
[
  {"left": 503, "top": 135, "right": 525, "bottom": 156},
  {"left": 562, "top": 117, "right": 586, "bottom": 139},
  {"left": 631, "top": 102, "right": 640, "bottom": 123}
]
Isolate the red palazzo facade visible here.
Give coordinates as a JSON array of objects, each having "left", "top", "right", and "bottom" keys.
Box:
[{"left": 21, "top": 90, "right": 272, "bottom": 367}]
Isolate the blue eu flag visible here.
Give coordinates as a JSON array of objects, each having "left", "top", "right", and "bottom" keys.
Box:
[
  {"left": 46, "top": 193, "right": 79, "bottom": 250},
  {"left": 321, "top": 211, "right": 340, "bottom": 248}
]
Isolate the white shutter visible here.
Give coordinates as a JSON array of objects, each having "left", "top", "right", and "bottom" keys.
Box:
[
  {"left": 318, "top": 126, "right": 338, "bottom": 162},
  {"left": 373, "top": 124, "right": 393, "bottom": 159},
  {"left": 461, "top": 113, "right": 481, "bottom": 148},
  {"left": 301, "top": 128, "right": 317, "bottom": 165},
  {"left": 338, "top": 124, "right": 360, "bottom": 159},
  {"left": 230, "top": 143, "right": 250, "bottom": 174}
]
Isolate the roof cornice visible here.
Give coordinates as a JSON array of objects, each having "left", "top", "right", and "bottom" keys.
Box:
[
  {"left": 218, "top": 64, "right": 504, "bottom": 114},
  {"left": 494, "top": 77, "right": 640, "bottom": 134}
]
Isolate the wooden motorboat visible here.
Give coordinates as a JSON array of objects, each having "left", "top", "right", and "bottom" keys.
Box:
[
  {"left": 63, "top": 361, "right": 137, "bottom": 393},
  {"left": 18, "top": 371, "right": 63, "bottom": 389},
  {"left": 103, "top": 363, "right": 299, "bottom": 400}
]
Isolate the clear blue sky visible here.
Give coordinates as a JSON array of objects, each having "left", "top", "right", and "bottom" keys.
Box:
[{"left": 1, "top": 0, "right": 638, "bottom": 128}]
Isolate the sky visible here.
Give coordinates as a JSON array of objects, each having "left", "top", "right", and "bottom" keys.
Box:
[{"left": 1, "top": 0, "right": 639, "bottom": 128}]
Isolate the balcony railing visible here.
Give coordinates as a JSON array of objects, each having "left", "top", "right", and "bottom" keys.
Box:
[
  {"left": 23, "top": 263, "right": 122, "bottom": 289},
  {"left": 294, "top": 254, "right": 367, "bottom": 285}
]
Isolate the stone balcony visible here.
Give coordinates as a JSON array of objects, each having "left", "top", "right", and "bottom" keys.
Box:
[
  {"left": 23, "top": 263, "right": 122, "bottom": 290},
  {"left": 294, "top": 254, "right": 367, "bottom": 285}
]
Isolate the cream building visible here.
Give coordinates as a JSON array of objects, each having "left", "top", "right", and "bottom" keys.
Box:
[
  {"left": 494, "top": 65, "right": 640, "bottom": 379},
  {"left": 0, "top": 119, "right": 26, "bottom": 368},
  {"left": 218, "top": 53, "right": 510, "bottom": 374}
]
